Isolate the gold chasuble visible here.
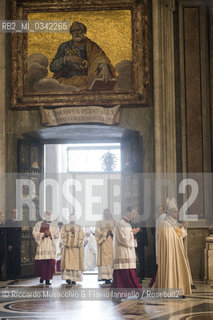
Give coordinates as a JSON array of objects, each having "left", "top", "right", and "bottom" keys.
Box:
[
  {"left": 95, "top": 219, "right": 114, "bottom": 281},
  {"left": 95, "top": 219, "right": 114, "bottom": 266},
  {"left": 155, "top": 215, "right": 192, "bottom": 295},
  {"left": 60, "top": 224, "right": 85, "bottom": 282}
]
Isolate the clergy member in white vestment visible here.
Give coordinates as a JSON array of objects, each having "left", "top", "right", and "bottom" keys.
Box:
[
  {"left": 84, "top": 227, "right": 97, "bottom": 271},
  {"left": 95, "top": 208, "right": 114, "bottom": 284},
  {"left": 33, "top": 211, "right": 59, "bottom": 285},
  {"left": 154, "top": 198, "right": 192, "bottom": 296},
  {"left": 60, "top": 213, "right": 85, "bottom": 285},
  {"left": 111, "top": 207, "right": 142, "bottom": 298}
]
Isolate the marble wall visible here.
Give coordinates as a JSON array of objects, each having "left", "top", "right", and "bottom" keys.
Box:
[
  {"left": 178, "top": 2, "right": 212, "bottom": 220},
  {"left": 188, "top": 228, "right": 209, "bottom": 280}
]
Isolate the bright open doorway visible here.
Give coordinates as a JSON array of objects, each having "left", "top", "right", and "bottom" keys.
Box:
[
  {"left": 44, "top": 142, "right": 122, "bottom": 273},
  {"left": 17, "top": 125, "right": 143, "bottom": 277}
]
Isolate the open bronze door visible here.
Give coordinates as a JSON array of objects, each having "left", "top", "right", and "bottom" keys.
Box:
[
  {"left": 17, "top": 139, "right": 43, "bottom": 276},
  {"left": 121, "top": 133, "right": 143, "bottom": 215},
  {"left": 121, "top": 133, "right": 148, "bottom": 278}
]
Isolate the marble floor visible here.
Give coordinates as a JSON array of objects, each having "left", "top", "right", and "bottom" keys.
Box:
[{"left": 0, "top": 275, "right": 213, "bottom": 320}]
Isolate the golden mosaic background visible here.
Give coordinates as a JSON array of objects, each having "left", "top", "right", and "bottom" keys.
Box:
[{"left": 28, "top": 10, "right": 132, "bottom": 78}]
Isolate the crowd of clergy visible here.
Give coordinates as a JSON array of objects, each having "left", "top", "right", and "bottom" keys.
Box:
[{"left": 0, "top": 199, "right": 193, "bottom": 298}]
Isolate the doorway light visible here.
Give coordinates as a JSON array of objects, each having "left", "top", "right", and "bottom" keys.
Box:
[{"left": 67, "top": 143, "right": 121, "bottom": 173}]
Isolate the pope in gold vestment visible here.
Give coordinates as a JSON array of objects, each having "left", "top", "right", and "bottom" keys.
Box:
[{"left": 154, "top": 199, "right": 192, "bottom": 296}]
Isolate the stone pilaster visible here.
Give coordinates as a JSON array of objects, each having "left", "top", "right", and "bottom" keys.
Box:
[
  {"left": 152, "top": 0, "right": 177, "bottom": 204},
  {"left": 0, "top": 0, "right": 6, "bottom": 212}
]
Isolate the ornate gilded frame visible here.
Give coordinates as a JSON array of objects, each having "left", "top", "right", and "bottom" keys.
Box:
[{"left": 10, "top": 0, "right": 150, "bottom": 109}]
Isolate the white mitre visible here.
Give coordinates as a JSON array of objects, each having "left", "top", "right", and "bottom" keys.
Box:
[{"left": 166, "top": 197, "right": 178, "bottom": 211}]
